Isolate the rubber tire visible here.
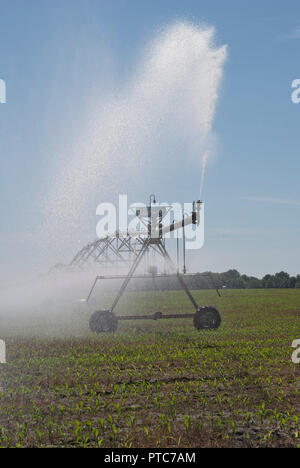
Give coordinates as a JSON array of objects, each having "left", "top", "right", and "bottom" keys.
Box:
[
  {"left": 193, "top": 306, "right": 221, "bottom": 330},
  {"left": 89, "top": 310, "right": 118, "bottom": 334}
]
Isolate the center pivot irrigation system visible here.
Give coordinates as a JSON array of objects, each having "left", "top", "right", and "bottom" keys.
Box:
[{"left": 82, "top": 195, "right": 222, "bottom": 334}]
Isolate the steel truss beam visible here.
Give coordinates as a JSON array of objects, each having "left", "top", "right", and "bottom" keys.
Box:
[{"left": 69, "top": 234, "right": 165, "bottom": 270}]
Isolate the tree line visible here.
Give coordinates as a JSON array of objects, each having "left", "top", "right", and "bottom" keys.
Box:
[{"left": 130, "top": 269, "right": 300, "bottom": 291}]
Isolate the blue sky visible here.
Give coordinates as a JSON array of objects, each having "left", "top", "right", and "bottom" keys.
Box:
[{"left": 0, "top": 0, "right": 300, "bottom": 281}]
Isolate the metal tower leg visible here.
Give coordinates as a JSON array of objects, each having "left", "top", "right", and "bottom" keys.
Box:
[
  {"left": 110, "top": 238, "right": 151, "bottom": 312},
  {"left": 157, "top": 240, "right": 199, "bottom": 311}
]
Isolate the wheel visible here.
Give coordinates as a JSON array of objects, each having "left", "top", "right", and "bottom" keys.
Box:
[
  {"left": 194, "top": 306, "right": 221, "bottom": 330},
  {"left": 89, "top": 310, "right": 118, "bottom": 333}
]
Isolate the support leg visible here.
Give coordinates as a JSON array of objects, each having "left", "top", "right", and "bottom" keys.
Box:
[
  {"left": 110, "top": 238, "right": 151, "bottom": 312},
  {"left": 158, "top": 241, "right": 199, "bottom": 311}
]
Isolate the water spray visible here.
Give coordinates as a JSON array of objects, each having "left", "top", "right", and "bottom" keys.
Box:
[
  {"left": 200, "top": 150, "right": 210, "bottom": 200},
  {"left": 0, "top": 22, "right": 226, "bottom": 337}
]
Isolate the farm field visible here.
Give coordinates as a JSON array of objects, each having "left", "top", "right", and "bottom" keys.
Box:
[{"left": 0, "top": 289, "right": 299, "bottom": 448}]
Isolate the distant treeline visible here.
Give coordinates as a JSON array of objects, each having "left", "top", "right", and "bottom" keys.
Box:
[
  {"left": 207, "top": 269, "right": 300, "bottom": 290},
  {"left": 130, "top": 269, "right": 300, "bottom": 291}
]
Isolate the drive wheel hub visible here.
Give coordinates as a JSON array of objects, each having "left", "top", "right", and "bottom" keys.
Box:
[
  {"left": 194, "top": 306, "right": 221, "bottom": 330},
  {"left": 89, "top": 310, "right": 118, "bottom": 334}
]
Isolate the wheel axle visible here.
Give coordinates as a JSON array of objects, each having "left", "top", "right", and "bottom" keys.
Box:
[{"left": 89, "top": 307, "right": 221, "bottom": 333}]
